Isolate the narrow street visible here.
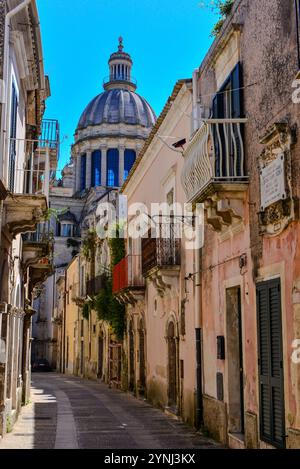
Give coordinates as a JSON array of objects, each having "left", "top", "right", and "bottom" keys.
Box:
[{"left": 0, "top": 374, "right": 220, "bottom": 449}]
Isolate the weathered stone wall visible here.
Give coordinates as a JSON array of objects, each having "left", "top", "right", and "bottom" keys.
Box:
[{"left": 196, "top": 0, "right": 300, "bottom": 447}]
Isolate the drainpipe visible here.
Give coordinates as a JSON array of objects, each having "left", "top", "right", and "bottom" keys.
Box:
[
  {"left": 0, "top": 0, "right": 32, "bottom": 182},
  {"left": 195, "top": 246, "right": 203, "bottom": 428}
]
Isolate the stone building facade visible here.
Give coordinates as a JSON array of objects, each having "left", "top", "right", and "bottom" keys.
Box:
[
  {"left": 182, "top": 0, "right": 300, "bottom": 449},
  {"left": 0, "top": 0, "right": 58, "bottom": 438},
  {"left": 115, "top": 79, "right": 197, "bottom": 425}
]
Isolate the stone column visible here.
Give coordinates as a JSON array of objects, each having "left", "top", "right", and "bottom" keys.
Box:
[
  {"left": 119, "top": 146, "right": 125, "bottom": 187},
  {"left": 86, "top": 150, "right": 92, "bottom": 189},
  {"left": 75, "top": 155, "right": 81, "bottom": 192},
  {"left": 101, "top": 146, "right": 107, "bottom": 187}
]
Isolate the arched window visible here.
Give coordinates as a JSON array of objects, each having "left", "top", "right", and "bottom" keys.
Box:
[
  {"left": 107, "top": 149, "right": 119, "bottom": 187},
  {"left": 80, "top": 154, "right": 86, "bottom": 191},
  {"left": 91, "top": 150, "right": 101, "bottom": 187},
  {"left": 124, "top": 149, "right": 136, "bottom": 181}
]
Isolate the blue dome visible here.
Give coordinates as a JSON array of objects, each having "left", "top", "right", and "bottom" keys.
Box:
[{"left": 77, "top": 89, "right": 156, "bottom": 131}]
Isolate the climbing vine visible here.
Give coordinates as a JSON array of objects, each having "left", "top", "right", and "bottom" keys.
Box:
[{"left": 80, "top": 224, "right": 126, "bottom": 340}]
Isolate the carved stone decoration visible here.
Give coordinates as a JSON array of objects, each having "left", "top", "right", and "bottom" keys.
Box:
[
  {"left": 204, "top": 191, "right": 246, "bottom": 233},
  {"left": 147, "top": 267, "right": 180, "bottom": 297},
  {"left": 258, "top": 123, "right": 296, "bottom": 236}
]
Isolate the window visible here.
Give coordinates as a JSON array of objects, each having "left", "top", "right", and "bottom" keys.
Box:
[
  {"left": 61, "top": 223, "right": 73, "bottom": 237},
  {"left": 91, "top": 150, "right": 101, "bottom": 187},
  {"left": 80, "top": 154, "right": 86, "bottom": 191},
  {"left": 107, "top": 149, "right": 119, "bottom": 187},
  {"left": 124, "top": 149, "right": 136, "bottom": 181},
  {"left": 9, "top": 82, "right": 18, "bottom": 192}
]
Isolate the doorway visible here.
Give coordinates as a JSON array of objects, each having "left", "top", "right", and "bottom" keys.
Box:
[
  {"left": 226, "top": 287, "right": 244, "bottom": 434},
  {"left": 98, "top": 336, "right": 104, "bottom": 379},
  {"left": 138, "top": 318, "right": 146, "bottom": 392},
  {"left": 129, "top": 320, "right": 135, "bottom": 392},
  {"left": 167, "top": 321, "right": 178, "bottom": 408}
]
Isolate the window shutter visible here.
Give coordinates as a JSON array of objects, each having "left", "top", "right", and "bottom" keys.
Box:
[
  {"left": 257, "top": 279, "right": 285, "bottom": 448},
  {"left": 230, "top": 62, "right": 243, "bottom": 118}
]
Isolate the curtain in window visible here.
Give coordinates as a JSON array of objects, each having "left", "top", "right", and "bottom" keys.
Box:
[
  {"left": 91, "top": 150, "right": 101, "bottom": 187},
  {"left": 107, "top": 149, "right": 119, "bottom": 187},
  {"left": 124, "top": 149, "right": 136, "bottom": 181}
]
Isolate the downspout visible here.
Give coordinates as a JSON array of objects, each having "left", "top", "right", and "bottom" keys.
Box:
[{"left": 0, "top": 0, "right": 32, "bottom": 181}]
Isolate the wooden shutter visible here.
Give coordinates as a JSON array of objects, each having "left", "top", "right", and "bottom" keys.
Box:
[
  {"left": 230, "top": 62, "right": 243, "bottom": 119},
  {"left": 257, "top": 279, "right": 285, "bottom": 448}
]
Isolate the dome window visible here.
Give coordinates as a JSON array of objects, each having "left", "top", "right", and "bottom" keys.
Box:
[
  {"left": 107, "top": 149, "right": 119, "bottom": 187},
  {"left": 91, "top": 150, "right": 101, "bottom": 187},
  {"left": 80, "top": 154, "right": 86, "bottom": 191},
  {"left": 124, "top": 149, "right": 136, "bottom": 181}
]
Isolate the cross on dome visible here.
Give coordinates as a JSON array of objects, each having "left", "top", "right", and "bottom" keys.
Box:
[{"left": 118, "top": 36, "right": 124, "bottom": 52}]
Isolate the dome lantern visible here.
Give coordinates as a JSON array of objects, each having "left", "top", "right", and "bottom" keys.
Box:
[{"left": 104, "top": 37, "right": 137, "bottom": 92}]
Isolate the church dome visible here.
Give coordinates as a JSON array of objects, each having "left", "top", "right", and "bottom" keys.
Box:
[
  {"left": 77, "top": 89, "right": 156, "bottom": 130},
  {"left": 76, "top": 37, "right": 156, "bottom": 132}
]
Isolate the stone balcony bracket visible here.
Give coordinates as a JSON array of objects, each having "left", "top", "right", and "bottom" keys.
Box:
[
  {"left": 204, "top": 189, "right": 247, "bottom": 233},
  {"left": 147, "top": 266, "right": 180, "bottom": 297},
  {"left": 115, "top": 287, "right": 145, "bottom": 306},
  {"left": 3, "top": 194, "right": 47, "bottom": 239}
]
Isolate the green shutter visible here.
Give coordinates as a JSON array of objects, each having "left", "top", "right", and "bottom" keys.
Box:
[{"left": 257, "top": 279, "right": 285, "bottom": 448}]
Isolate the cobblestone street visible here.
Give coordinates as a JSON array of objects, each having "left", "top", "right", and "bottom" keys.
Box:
[{"left": 0, "top": 374, "right": 220, "bottom": 449}]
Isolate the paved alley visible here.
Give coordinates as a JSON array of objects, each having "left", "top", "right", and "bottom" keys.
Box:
[{"left": 0, "top": 373, "right": 220, "bottom": 449}]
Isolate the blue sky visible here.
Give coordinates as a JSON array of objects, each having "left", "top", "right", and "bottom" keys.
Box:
[{"left": 37, "top": 0, "right": 218, "bottom": 172}]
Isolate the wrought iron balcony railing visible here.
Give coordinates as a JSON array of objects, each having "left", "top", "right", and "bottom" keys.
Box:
[
  {"left": 182, "top": 118, "right": 248, "bottom": 203},
  {"left": 142, "top": 224, "right": 181, "bottom": 276},
  {"left": 86, "top": 275, "right": 105, "bottom": 297},
  {"left": 112, "top": 255, "right": 145, "bottom": 294}
]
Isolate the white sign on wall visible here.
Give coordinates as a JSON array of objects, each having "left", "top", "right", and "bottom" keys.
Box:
[{"left": 260, "top": 154, "right": 286, "bottom": 211}]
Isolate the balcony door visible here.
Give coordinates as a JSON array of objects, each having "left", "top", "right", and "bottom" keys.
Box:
[{"left": 212, "top": 62, "right": 243, "bottom": 178}]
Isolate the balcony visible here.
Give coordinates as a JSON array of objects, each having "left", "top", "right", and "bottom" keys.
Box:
[
  {"left": 86, "top": 275, "right": 105, "bottom": 297},
  {"left": 22, "top": 226, "right": 54, "bottom": 290},
  {"left": 3, "top": 130, "right": 59, "bottom": 238},
  {"left": 112, "top": 255, "right": 145, "bottom": 305},
  {"left": 22, "top": 227, "right": 53, "bottom": 271},
  {"left": 182, "top": 119, "right": 249, "bottom": 232},
  {"left": 142, "top": 225, "right": 181, "bottom": 296}
]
